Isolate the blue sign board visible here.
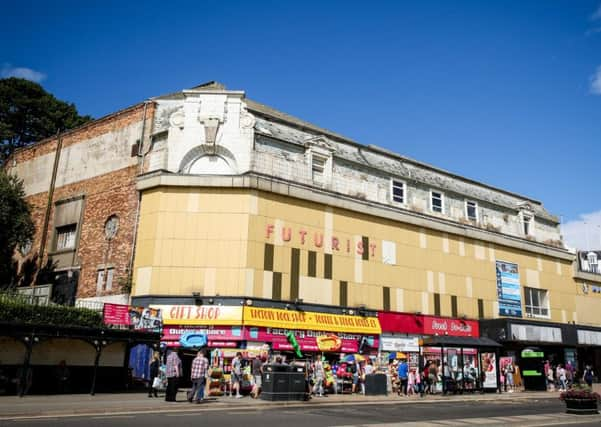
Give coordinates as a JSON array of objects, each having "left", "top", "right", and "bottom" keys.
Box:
[
  {"left": 179, "top": 332, "right": 208, "bottom": 348},
  {"left": 496, "top": 260, "right": 523, "bottom": 317}
]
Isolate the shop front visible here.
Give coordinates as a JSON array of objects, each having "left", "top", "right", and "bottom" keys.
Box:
[
  {"left": 480, "top": 318, "right": 578, "bottom": 390},
  {"left": 378, "top": 311, "right": 495, "bottom": 392}
]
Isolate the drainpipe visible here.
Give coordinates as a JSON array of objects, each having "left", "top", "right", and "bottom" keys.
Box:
[
  {"left": 38, "top": 131, "right": 62, "bottom": 273},
  {"left": 127, "top": 101, "right": 151, "bottom": 298}
]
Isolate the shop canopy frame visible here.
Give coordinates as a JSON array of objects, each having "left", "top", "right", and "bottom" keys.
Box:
[{"left": 421, "top": 335, "right": 502, "bottom": 394}]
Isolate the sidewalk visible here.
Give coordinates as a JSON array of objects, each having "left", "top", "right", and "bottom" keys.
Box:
[{"left": 0, "top": 389, "right": 562, "bottom": 420}]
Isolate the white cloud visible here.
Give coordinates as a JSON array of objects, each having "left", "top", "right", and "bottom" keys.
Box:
[
  {"left": 587, "top": 4, "right": 601, "bottom": 35},
  {"left": 1, "top": 64, "right": 46, "bottom": 83},
  {"left": 593, "top": 4, "right": 601, "bottom": 21},
  {"left": 562, "top": 210, "right": 601, "bottom": 251},
  {"left": 592, "top": 66, "right": 601, "bottom": 95}
]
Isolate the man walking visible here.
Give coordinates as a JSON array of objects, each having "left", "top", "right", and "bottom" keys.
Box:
[
  {"left": 231, "top": 352, "right": 243, "bottom": 398},
  {"left": 189, "top": 350, "right": 209, "bottom": 403},
  {"left": 397, "top": 358, "right": 409, "bottom": 396},
  {"left": 165, "top": 349, "right": 181, "bottom": 402}
]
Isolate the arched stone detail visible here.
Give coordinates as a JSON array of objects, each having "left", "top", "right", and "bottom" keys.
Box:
[{"left": 179, "top": 145, "right": 238, "bottom": 174}]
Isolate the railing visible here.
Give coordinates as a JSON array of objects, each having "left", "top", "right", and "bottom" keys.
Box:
[{"left": 75, "top": 299, "right": 105, "bottom": 313}]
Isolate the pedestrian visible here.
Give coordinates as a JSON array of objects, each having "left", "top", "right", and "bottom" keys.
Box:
[
  {"left": 583, "top": 365, "right": 595, "bottom": 387},
  {"left": 148, "top": 351, "right": 160, "bottom": 398},
  {"left": 251, "top": 355, "right": 264, "bottom": 398},
  {"left": 407, "top": 368, "right": 416, "bottom": 396},
  {"left": 231, "top": 352, "right": 242, "bottom": 398},
  {"left": 313, "top": 358, "right": 325, "bottom": 397},
  {"left": 557, "top": 364, "right": 567, "bottom": 391},
  {"left": 504, "top": 361, "right": 514, "bottom": 393},
  {"left": 165, "top": 349, "right": 181, "bottom": 402},
  {"left": 189, "top": 350, "right": 209, "bottom": 403},
  {"left": 397, "top": 358, "right": 409, "bottom": 396}
]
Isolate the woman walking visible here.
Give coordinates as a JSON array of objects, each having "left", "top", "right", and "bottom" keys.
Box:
[{"left": 148, "top": 351, "right": 160, "bottom": 398}]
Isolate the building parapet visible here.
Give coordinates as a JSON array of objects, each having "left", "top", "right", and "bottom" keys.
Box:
[{"left": 136, "top": 171, "right": 574, "bottom": 262}]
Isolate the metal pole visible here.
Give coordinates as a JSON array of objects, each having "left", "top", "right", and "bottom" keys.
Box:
[
  {"left": 19, "top": 338, "right": 33, "bottom": 397},
  {"left": 90, "top": 345, "right": 101, "bottom": 396}
]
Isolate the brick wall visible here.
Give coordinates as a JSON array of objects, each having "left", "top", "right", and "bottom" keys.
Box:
[{"left": 13, "top": 102, "right": 156, "bottom": 299}]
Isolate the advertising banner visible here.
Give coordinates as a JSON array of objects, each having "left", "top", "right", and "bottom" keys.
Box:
[
  {"left": 495, "top": 261, "right": 523, "bottom": 317},
  {"left": 129, "top": 306, "right": 163, "bottom": 331},
  {"left": 481, "top": 352, "right": 498, "bottom": 389},
  {"left": 150, "top": 305, "right": 243, "bottom": 325},
  {"left": 422, "top": 317, "right": 479, "bottom": 337},
  {"left": 103, "top": 303, "right": 130, "bottom": 326},
  {"left": 381, "top": 336, "right": 420, "bottom": 352},
  {"left": 162, "top": 325, "right": 244, "bottom": 342},
  {"left": 244, "top": 327, "right": 378, "bottom": 353},
  {"left": 243, "top": 306, "right": 381, "bottom": 334}
]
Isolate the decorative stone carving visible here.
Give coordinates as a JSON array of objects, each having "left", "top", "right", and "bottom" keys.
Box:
[
  {"left": 304, "top": 135, "right": 336, "bottom": 154},
  {"left": 240, "top": 111, "right": 256, "bottom": 129},
  {"left": 169, "top": 109, "right": 185, "bottom": 128},
  {"left": 198, "top": 116, "right": 223, "bottom": 149}
]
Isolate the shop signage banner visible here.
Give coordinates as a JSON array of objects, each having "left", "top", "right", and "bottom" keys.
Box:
[
  {"left": 162, "top": 325, "right": 244, "bottom": 342},
  {"left": 243, "top": 306, "right": 381, "bottom": 334},
  {"left": 103, "top": 303, "right": 130, "bottom": 326},
  {"left": 150, "top": 305, "right": 243, "bottom": 325},
  {"left": 381, "top": 336, "right": 420, "bottom": 352},
  {"left": 495, "top": 261, "right": 523, "bottom": 317},
  {"left": 481, "top": 352, "right": 498, "bottom": 389},
  {"left": 377, "top": 312, "right": 423, "bottom": 334},
  {"left": 510, "top": 324, "right": 561, "bottom": 343},
  {"left": 245, "top": 327, "right": 377, "bottom": 353},
  {"left": 422, "top": 317, "right": 479, "bottom": 337}
]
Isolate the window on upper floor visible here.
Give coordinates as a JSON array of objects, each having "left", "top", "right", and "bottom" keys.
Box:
[
  {"left": 430, "top": 190, "right": 444, "bottom": 213},
  {"left": 524, "top": 287, "right": 549, "bottom": 318},
  {"left": 465, "top": 200, "right": 478, "bottom": 222},
  {"left": 96, "top": 268, "right": 114, "bottom": 293},
  {"left": 311, "top": 154, "right": 327, "bottom": 184},
  {"left": 391, "top": 179, "right": 406, "bottom": 204},
  {"left": 522, "top": 214, "right": 532, "bottom": 236},
  {"left": 55, "top": 224, "right": 77, "bottom": 251}
]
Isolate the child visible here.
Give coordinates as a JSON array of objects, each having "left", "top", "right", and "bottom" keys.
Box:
[{"left": 408, "top": 368, "right": 416, "bottom": 396}]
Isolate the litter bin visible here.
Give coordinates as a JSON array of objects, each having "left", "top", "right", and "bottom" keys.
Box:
[
  {"left": 364, "top": 373, "right": 387, "bottom": 395},
  {"left": 260, "top": 364, "right": 307, "bottom": 401}
]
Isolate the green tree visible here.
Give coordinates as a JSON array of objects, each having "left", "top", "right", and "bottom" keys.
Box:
[
  {"left": 0, "top": 170, "right": 35, "bottom": 288},
  {"left": 0, "top": 77, "right": 92, "bottom": 160}
]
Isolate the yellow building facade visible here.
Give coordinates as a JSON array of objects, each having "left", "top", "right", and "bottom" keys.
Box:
[{"left": 132, "top": 185, "right": 585, "bottom": 325}]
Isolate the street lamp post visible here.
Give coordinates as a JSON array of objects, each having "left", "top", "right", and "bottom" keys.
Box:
[{"left": 90, "top": 338, "right": 108, "bottom": 396}]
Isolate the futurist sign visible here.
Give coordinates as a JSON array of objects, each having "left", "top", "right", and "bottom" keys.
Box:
[{"left": 495, "top": 261, "right": 523, "bottom": 317}]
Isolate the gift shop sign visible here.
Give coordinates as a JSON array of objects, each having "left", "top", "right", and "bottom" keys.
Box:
[
  {"left": 150, "top": 305, "right": 243, "bottom": 326},
  {"left": 422, "top": 317, "right": 479, "bottom": 337},
  {"left": 265, "top": 224, "right": 376, "bottom": 256},
  {"left": 243, "top": 307, "right": 381, "bottom": 335}
]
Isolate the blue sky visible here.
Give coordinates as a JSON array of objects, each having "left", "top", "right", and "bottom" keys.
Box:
[{"left": 2, "top": 1, "right": 601, "bottom": 248}]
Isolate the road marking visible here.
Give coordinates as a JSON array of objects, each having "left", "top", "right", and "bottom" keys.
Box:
[{"left": 91, "top": 415, "right": 134, "bottom": 419}]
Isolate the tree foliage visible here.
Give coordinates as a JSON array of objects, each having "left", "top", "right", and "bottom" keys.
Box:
[
  {"left": 0, "top": 77, "right": 93, "bottom": 160},
  {"left": 0, "top": 170, "right": 35, "bottom": 288}
]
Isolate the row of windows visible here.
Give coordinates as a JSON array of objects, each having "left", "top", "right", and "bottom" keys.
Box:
[
  {"left": 391, "top": 179, "right": 479, "bottom": 221},
  {"left": 391, "top": 179, "right": 533, "bottom": 236}
]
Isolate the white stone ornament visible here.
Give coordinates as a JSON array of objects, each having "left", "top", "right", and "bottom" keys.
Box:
[
  {"left": 169, "top": 110, "right": 185, "bottom": 128},
  {"left": 240, "top": 111, "right": 256, "bottom": 129},
  {"left": 104, "top": 215, "right": 119, "bottom": 240}
]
